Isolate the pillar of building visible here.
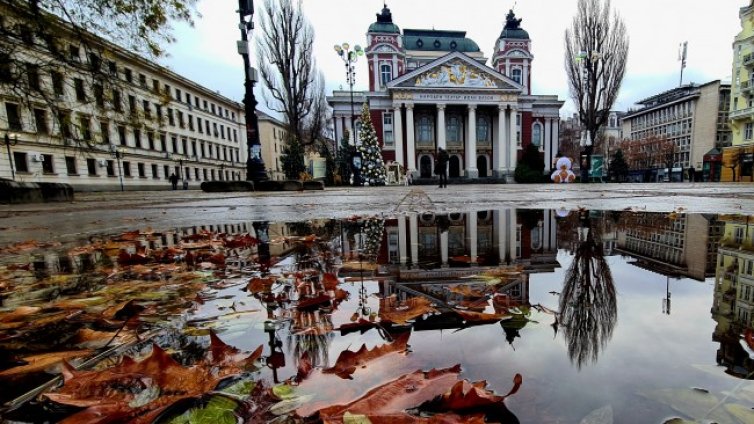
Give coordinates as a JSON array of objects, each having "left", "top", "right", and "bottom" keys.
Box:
[
  {"left": 507, "top": 209, "right": 517, "bottom": 262},
  {"left": 467, "top": 212, "right": 478, "bottom": 265},
  {"left": 345, "top": 116, "right": 354, "bottom": 145},
  {"left": 398, "top": 215, "right": 408, "bottom": 264},
  {"left": 437, "top": 104, "right": 446, "bottom": 150},
  {"left": 494, "top": 209, "right": 508, "bottom": 263},
  {"left": 409, "top": 213, "right": 419, "bottom": 268},
  {"left": 406, "top": 104, "right": 416, "bottom": 173},
  {"left": 494, "top": 105, "right": 506, "bottom": 177},
  {"left": 440, "top": 230, "right": 449, "bottom": 267},
  {"left": 544, "top": 117, "right": 552, "bottom": 171},
  {"left": 508, "top": 106, "right": 518, "bottom": 176},
  {"left": 393, "top": 104, "right": 404, "bottom": 168},
  {"left": 465, "top": 104, "right": 478, "bottom": 178}
]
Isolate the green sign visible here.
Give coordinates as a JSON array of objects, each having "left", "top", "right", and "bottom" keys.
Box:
[{"left": 589, "top": 155, "right": 604, "bottom": 179}]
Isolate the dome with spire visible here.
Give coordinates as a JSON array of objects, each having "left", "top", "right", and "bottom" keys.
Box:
[
  {"left": 500, "top": 9, "right": 529, "bottom": 39},
  {"left": 368, "top": 3, "right": 400, "bottom": 34}
]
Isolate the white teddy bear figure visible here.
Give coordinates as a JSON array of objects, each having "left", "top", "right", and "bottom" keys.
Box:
[{"left": 551, "top": 157, "right": 576, "bottom": 183}]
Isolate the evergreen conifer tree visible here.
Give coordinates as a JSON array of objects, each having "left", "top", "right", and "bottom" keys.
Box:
[
  {"left": 335, "top": 129, "right": 353, "bottom": 185},
  {"left": 609, "top": 149, "right": 629, "bottom": 182},
  {"left": 281, "top": 137, "right": 306, "bottom": 180},
  {"left": 357, "top": 103, "right": 387, "bottom": 186}
]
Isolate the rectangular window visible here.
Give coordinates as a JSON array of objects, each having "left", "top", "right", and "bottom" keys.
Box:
[
  {"left": 152, "top": 164, "right": 159, "bottom": 179},
  {"left": 74, "top": 78, "right": 86, "bottom": 101},
  {"left": 88, "top": 53, "right": 100, "bottom": 72},
  {"left": 20, "top": 25, "right": 33, "bottom": 45},
  {"left": 112, "top": 89, "right": 122, "bottom": 112},
  {"left": 42, "top": 154, "right": 54, "bottom": 174},
  {"left": 182, "top": 138, "right": 188, "bottom": 155},
  {"left": 69, "top": 45, "right": 80, "bottom": 61},
  {"left": 233, "top": 129, "right": 237, "bottom": 142},
  {"left": 93, "top": 84, "right": 104, "bottom": 108},
  {"left": 58, "top": 111, "right": 72, "bottom": 138},
  {"left": 137, "top": 162, "right": 145, "bottom": 177},
  {"left": 147, "top": 132, "right": 155, "bottom": 150},
  {"left": 128, "top": 95, "right": 136, "bottom": 114},
  {"left": 65, "top": 156, "right": 77, "bottom": 175},
  {"left": 118, "top": 125, "right": 127, "bottom": 146},
  {"left": 163, "top": 165, "right": 170, "bottom": 179},
  {"left": 100, "top": 122, "right": 110, "bottom": 144},
  {"left": 152, "top": 79, "right": 160, "bottom": 92},
  {"left": 195, "top": 96, "right": 200, "bottom": 107},
  {"left": 123, "top": 161, "right": 131, "bottom": 177},
  {"left": 124, "top": 68, "right": 133, "bottom": 83},
  {"left": 203, "top": 100, "right": 208, "bottom": 110},
  {"left": 205, "top": 121, "right": 210, "bottom": 134},
  {"left": 198, "top": 117, "right": 203, "bottom": 133},
  {"left": 211, "top": 104, "right": 216, "bottom": 114},
  {"left": 79, "top": 115, "right": 91, "bottom": 140},
  {"left": 175, "top": 88, "right": 181, "bottom": 101},
  {"left": 106, "top": 160, "right": 115, "bottom": 177},
  {"left": 160, "top": 134, "right": 167, "bottom": 151},
  {"left": 220, "top": 124, "right": 225, "bottom": 139},
  {"left": 382, "top": 113, "right": 394, "bottom": 146},
  {"left": 142, "top": 100, "right": 151, "bottom": 118},
  {"left": 14, "top": 152, "right": 28, "bottom": 173},
  {"left": 6, "top": 103, "right": 22, "bottom": 131},
  {"left": 188, "top": 115, "right": 194, "bottom": 131},
  {"left": 108, "top": 61, "right": 117, "bottom": 76},
  {"left": 171, "top": 136, "right": 178, "bottom": 153},
  {"left": 185, "top": 92, "right": 191, "bottom": 104},
  {"left": 746, "top": 123, "right": 753, "bottom": 140},
  {"left": 168, "top": 108, "right": 175, "bottom": 126},
  {"left": 34, "top": 108, "right": 48, "bottom": 134},
  {"left": 86, "top": 158, "right": 97, "bottom": 175},
  {"left": 133, "top": 129, "right": 141, "bottom": 148},
  {"left": 191, "top": 140, "right": 197, "bottom": 157},
  {"left": 26, "top": 63, "right": 40, "bottom": 90},
  {"left": 178, "top": 111, "right": 185, "bottom": 128}
]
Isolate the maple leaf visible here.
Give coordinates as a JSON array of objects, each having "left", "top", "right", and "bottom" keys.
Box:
[
  {"left": 337, "top": 318, "right": 379, "bottom": 335},
  {"left": 317, "top": 365, "right": 463, "bottom": 423},
  {"left": 323, "top": 332, "right": 410, "bottom": 379},
  {"left": 454, "top": 310, "right": 509, "bottom": 325},
  {"left": 296, "top": 293, "right": 332, "bottom": 310},
  {"left": 322, "top": 272, "right": 340, "bottom": 290},
  {"left": 295, "top": 352, "right": 313, "bottom": 382},
  {"left": 246, "top": 276, "right": 277, "bottom": 294},
  {"left": 379, "top": 296, "right": 436, "bottom": 325}
]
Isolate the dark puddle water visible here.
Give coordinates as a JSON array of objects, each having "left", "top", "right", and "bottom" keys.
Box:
[{"left": 0, "top": 209, "right": 752, "bottom": 423}]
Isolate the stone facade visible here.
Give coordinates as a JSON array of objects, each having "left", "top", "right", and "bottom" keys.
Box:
[{"left": 0, "top": 2, "right": 246, "bottom": 191}]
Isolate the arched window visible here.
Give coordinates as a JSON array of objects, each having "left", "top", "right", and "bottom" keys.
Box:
[
  {"left": 380, "top": 64, "right": 392, "bottom": 86},
  {"left": 477, "top": 115, "right": 490, "bottom": 144},
  {"left": 446, "top": 114, "right": 462, "bottom": 145},
  {"left": 416, "top": 114, "right": 434, "bottom": 146},
  {"left": 531, "top": 122, "right": 542, "bottom": 147},
  {"left": 511, "top": 68, "right": 522, "bottom": 85}
]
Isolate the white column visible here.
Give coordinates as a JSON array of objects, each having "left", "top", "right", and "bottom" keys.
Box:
[
  {"left": 440, "top": 231, "right": 449, "bottom": 267},
  {"left": 544, "top": 117, "right": 552, "bottom": 171},
  {"left": 495, "top": 210, "right": 507, "bottom": 263},
  {"left": 494, "top": 105, "right": 506, "bottom": 176},
  {"left": 393, "top": 104, "right": 404, "bottom": 168},
  {"left": 336, "top": 117, "right": 344, "bottom": 143},
  {"left": 508, "top": 106, "right": 518, "bottom": 175},
  {"left": 409, "top": 213, "right": 419, "bottom": 267},
  {"left": 345, "top": 116, "right": 353, "bottom": 145},
  {"left": 543, "top": 210, "right": 551, "bottom": 251},
  {"left": 398, "top": 215, "right": 408, "bottom": 264},
  {"left": 465, "top": 104, "right": 478, "bottom": 178},
  {"left": 406, "top": 104, "right": 416, "bottom": 172},
  {"left": 468, "top": 212, "right": 478, "bottom": 264},
  {"left": 392, "top": 55, "right": 398, "bottom": 80},
  {"left": 373, "top": 59, "right": 380, "bottom": 89},
  {"left": 523, "top": 63, "right": 529, "bottom": 94},
  {"left": 437, "top": 104, "right": 446, "bottom": 150},
  {"left": 508, "top": 210, "right": 517, "bottom": 262}
]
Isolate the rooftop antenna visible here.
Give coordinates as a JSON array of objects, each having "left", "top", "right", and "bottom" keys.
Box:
[{"left": 678, "top": 41, "right": 688, "bottom": 87}]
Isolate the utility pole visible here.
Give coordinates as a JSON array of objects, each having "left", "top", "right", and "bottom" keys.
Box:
[{"left": 238, "top": 0, "right": 267, "bottom": 183}]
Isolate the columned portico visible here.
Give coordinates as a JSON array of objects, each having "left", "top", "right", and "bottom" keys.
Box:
[
  {"left": 508, "top": 105, "right": 518, "bottom": 176},
  {"left": 465, "top": 104, "right": 478, "bottom": 178},
  {"left": 493, "top": 105, "right": 506, "bottom": 177}
]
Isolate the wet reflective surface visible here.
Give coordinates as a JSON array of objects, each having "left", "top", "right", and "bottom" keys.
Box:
[{"left": 0, "top": 209, "right": 753, "bottom": 423}]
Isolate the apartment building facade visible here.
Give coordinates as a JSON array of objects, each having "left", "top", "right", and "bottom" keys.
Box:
[{"left": 0, "top": 2, "right": 247, "bottom": 190}]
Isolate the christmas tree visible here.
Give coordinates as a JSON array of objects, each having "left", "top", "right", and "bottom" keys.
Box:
[{"left": 357, "top": 103, "right": 387, "bottom": 186}]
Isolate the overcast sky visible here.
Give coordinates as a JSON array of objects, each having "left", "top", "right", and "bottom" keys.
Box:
[{"left": 160, "top": 0, "right": 742, "bottom": 118}]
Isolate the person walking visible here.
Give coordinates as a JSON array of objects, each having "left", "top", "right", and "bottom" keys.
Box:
[
  {"left": 169, "top": 173, "right": 179, "bottom": 190},
  {"left": 436, "top": 147, "right": 449, "bottom": 188}
]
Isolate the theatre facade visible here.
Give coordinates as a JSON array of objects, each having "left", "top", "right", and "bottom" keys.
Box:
[{"left": 328, "top": 6, "right": 564, "bottom": 181}]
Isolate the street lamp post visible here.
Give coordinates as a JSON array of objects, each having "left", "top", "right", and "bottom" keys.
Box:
[
  {"left": 110, "top": 145, "right": 125, "bottom": 192},
  {"left": 576, "top": 50, "right": 601, "bottom": 183},
  {"left": 238, "top": 0, "right": 266, "bottom": 183},
  {"left": 334, "top": 43, "right": 363, "bottom": 146},
  {"left": 4, "top": 133, "right": 18, "bottom": 180}
]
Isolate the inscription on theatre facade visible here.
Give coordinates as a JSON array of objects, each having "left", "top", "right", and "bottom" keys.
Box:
[{"left": 398, "top": 93, "right": 517, "bottom": 103}]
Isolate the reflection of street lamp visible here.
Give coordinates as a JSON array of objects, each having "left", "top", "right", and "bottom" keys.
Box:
[
  {"left": 334, "top": 42, "right": 363, "bottom": 145},
  {"left": 4, "top": 133, "right": 19, "bottom": 180},
  {"left": 110, "top": 145, "right": 125, "bottom": 192},
  {"left": 219, "top": 163, "right": 225, "bottom": 181},
  {"left": 237, "top": 0, "right": 267, "bottom": 183},
  {"left": 171, "top": 154, "right": 185, "bottom": 188}
]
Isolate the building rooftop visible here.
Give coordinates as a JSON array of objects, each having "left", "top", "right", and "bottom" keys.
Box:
[
  {"left": 368, "top": 4, "right": 400, "bottom": 34},
  {"left": 500, "top": 9, "right": 529, "bottom": 40},
  {"left": 402, "top": 29, "right": 480, "bottom": 53}
]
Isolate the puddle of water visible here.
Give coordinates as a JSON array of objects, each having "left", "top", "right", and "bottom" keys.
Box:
[{"left": 0, "top": 209, "right": 752, "bottom": 423}]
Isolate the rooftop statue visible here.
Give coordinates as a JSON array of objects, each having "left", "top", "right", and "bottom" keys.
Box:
[{"left": 505, "top": 9, "right": 523, "bottom": 30}]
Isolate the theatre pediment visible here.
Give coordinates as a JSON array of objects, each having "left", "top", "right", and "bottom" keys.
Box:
[{"left": 388, "top": 53, "right": 523, "bottom": 91}]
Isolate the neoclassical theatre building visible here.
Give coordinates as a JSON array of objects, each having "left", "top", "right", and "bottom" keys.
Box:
[{"left": 328, "top": 6, "right": 564, "bottom": 181}]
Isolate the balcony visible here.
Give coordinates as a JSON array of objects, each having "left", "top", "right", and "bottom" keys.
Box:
[
  {"left": 729, "top": 106, "right": 754, "bottom": 120},
  {"left": 742, "top": 80, "right": 754, "bottom": 96}
]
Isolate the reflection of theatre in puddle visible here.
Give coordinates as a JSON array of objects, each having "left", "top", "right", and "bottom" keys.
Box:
[
  {"left": 712, "top": 215, "right": 754, "bottom": 378},
  {"left": 369, "top": 209, "right": 560, "bottom": 331},
  {"left": 615, "top": 213, "right": 723, "bottom": 281}
]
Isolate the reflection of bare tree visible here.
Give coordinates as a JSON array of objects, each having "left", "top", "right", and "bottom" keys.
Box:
[
  {"left": 286, "top": 310, "right": 334, "bottom": 368},
  {"left": 559, "top": 211, "right": 617, "bottom": 368}
]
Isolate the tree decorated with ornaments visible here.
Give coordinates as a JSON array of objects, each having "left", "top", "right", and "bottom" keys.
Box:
[{"left": 357, "top": 103, "right": 387, "bottom": 186}]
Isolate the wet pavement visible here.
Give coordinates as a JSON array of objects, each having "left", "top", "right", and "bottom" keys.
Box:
[{"left": 2, "top": 186, "right": 754, "bottom": 423}]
